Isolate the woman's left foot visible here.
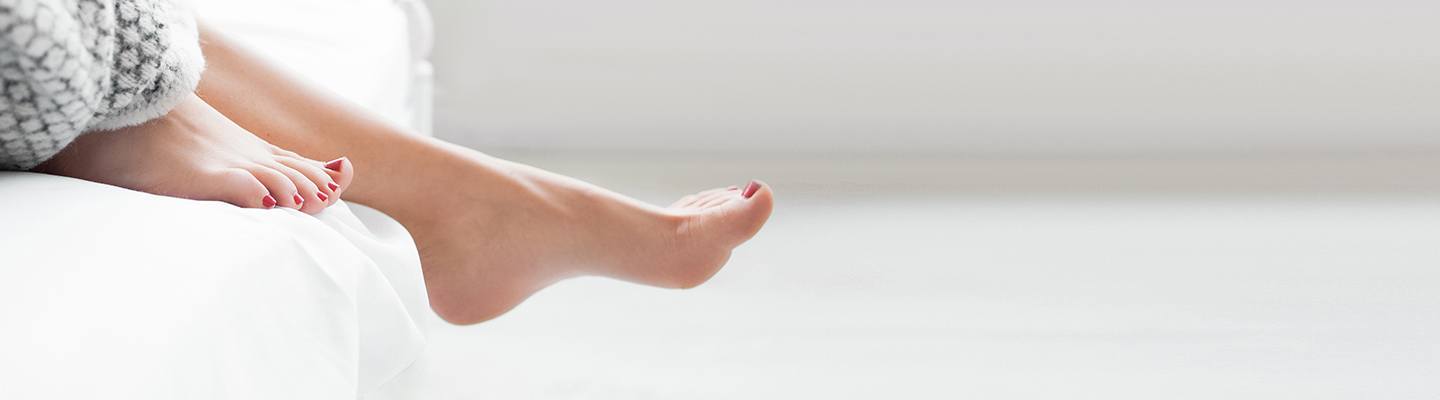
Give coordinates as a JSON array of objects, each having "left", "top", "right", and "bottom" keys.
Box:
[{"left": 34, "top": 94, "right": 354, "bottom": 214}]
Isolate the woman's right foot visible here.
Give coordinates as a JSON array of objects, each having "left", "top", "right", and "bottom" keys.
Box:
[
  {"left": 34, "top": 94, "right": 354, "bottom": 214},
  {"left": 381, "top": 143, "right": 775, "bottom": 325}
]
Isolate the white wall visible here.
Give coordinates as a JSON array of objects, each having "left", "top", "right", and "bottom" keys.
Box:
[{"left": 428, "top": 0, "right": 1440, "bottom": 156}]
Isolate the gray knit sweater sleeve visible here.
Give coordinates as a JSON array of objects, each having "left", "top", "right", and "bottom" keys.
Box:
[{"left": 0, "top": 0, "right": 203, "bottom": 170}]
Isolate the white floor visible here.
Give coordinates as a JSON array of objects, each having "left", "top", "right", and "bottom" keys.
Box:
[{"left": 381, "top": 155, "right": 1440, "bottom": 400}]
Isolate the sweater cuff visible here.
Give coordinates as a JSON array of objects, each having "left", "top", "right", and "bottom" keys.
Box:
[
  {"left": 0, "top": 0, "right": 204, "bottom": 170},
  {"left": 86, "top": 0, "right": 205, "bottom": 131}
]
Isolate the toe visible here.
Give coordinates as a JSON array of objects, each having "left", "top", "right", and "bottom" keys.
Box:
[
  {"left": 198, "top": 168, "right": 275, "bottom": 208},
  {"left": 270, "top": 163, "right": 327, "bottom": 214},
  {"left": 695, "top": 190, "right": 740, "bottom": 208},
  {"left": 695, "top": 186, "right": 737, "bottom": 198},
  {"left": 674, "top": 185, "right": 741, "bottom": 208},
  {"left": 320, "top": 157, "right": 355, "bottom": 196},
  {"left": 245, "top": 164, "right": 302, "bottom": 210},
  {"left": 703, "top": 196, "right": 740, "bottom": 209},
  {"left": 719, "top": 180, "right": 774, "bottom": 244},
  {"left": 276, "top": 156, "right": 338, "bottom": 204}
]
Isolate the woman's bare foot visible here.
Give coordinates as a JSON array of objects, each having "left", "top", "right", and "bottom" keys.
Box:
[
  {"left": 391, "top": 144, "right": 774, "bottom": 324},
  {"left": 34, "top": 94, "right": 355, "bottom": 214}
]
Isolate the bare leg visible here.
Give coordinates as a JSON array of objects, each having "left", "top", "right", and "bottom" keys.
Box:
[{"left": 195, "top": 26, "right": 775, "bottom": 324}]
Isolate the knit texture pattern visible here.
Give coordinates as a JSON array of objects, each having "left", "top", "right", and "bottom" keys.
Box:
[{"left": 0, "top": 0, "right": 202, "bottom": 170}]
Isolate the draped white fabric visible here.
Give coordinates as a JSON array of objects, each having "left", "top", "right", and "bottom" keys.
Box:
[{"left": 0, "top": 173, "right": 428, "bottom": 399}]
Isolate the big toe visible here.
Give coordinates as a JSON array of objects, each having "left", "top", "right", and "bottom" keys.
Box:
[
  {"left": 320, "top": 157, "right": 356, "bottom": 197},
  {"left": 194, "top": 168, "right": 279, "bottom": 209},
  {"left": 701, "top": 180, "right": 774, "bottom": 246},
  {"left": 737, "top": 180, "right": 775, "bottom": 236}
]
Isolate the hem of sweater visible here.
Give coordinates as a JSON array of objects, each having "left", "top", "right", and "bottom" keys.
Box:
[{"left": 86, "top": 0, "right": 206, "bottom": 132}]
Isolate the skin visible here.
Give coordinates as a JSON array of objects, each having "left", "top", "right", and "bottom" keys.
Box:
[
  {"left": 36, "top": 93, "right": 353, "bottom": 214},
  {"left": 37, "top": 23, "right": 776, "bottom": 325}
]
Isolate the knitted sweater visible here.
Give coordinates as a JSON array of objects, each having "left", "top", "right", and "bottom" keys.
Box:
[{"left": 0, "top": 0, "right": 202, "bottom": 170}]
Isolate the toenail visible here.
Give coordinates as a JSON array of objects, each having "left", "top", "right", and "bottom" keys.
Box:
[
  {"left": 262, "top": 195, "right": 277, "bottom": 208},
  {"left": 327, "top": 182, "right": 340, "bottom": 191},
  {"left": 317, "top": 192, "right": 329, "bottom": 202},
  {"left": 324, "top": 158, "right": 346, "bottom": 172},
  {"left": 742, "top": 181, "right": 761, "bottom": 199},
  {"left": 293, "top": 194, "right": 305, "bottom": 206}
]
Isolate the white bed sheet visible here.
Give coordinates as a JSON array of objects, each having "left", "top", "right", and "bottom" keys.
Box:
[{"left": 0, "top": 173, "right": 427, "bottom": 398}]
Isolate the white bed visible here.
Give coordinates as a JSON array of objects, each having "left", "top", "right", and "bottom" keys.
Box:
[{"left": 0, "top": 0, "right": 434, "bottom": 398}]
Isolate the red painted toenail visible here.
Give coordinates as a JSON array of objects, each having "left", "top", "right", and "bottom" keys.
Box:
[
  {"left": 317, "top": 192, "right": 329, "bottom": 201},
  {"left": 262, "top": 195, "right": 277, "bottom": 208},
  {"left": 327, "top": 182, "right": 340, "bottom": 191},
  {"left": 294, "top": 194, "right": 304, "bottom": 206},
  {"left": 324, "top": 158, "right": 346, "bottom": 172},
  {"left": 742, "top": 181, "right": 761, "bottom": 199}
]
